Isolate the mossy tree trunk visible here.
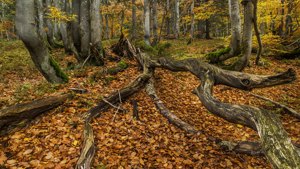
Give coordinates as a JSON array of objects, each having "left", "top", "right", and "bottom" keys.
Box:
[{"left": 16, "top": 0, "right": 68, "bottom": 84}]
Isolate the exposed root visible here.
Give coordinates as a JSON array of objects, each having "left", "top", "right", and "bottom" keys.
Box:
[
  {"left": 195, "top": 72, "right": 300, "bottom": 169},
  {"left": 146, "top": 78, "right": 199, "bottom": 134}
]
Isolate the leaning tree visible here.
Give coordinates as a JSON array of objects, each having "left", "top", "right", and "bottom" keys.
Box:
[{"left": 15, "top": 0, "right": 68, "bottom": 84}]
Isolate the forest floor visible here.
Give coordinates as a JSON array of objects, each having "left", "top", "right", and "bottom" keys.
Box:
[{"left": 0, "top": 39, "right": 299, "bottom": 168}]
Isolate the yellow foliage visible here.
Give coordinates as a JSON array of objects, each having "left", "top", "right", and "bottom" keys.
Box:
[{"left": 46, "top": 6, "right": 76, "bottom": 22}]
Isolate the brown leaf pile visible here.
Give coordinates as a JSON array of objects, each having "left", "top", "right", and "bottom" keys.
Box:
[{"left": 0, "top": 48, "right": 299, "bottom": 168}]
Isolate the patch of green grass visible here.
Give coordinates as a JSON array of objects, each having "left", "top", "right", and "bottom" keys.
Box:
[
  {"left": 206, "top": 47, "right": 231, "bottom": 62},
  {"left": 0, "top": 40, "right": 35, "bottom": 77},
  {"left": 35, "top": 82, "right": 59, "bottom": 96},
  {"left": 13, "top": 83, "right": 32, "bottom": 102},
  {"left": 117, "top": 60, "right": 128, "bottom": 69},
  {"left": 135, "top": 41, "right": 172, "bottom": 57}
]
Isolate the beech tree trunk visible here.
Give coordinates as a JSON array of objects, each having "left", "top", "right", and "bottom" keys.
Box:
[
  {"left": 80, "top": 0, "right": 91, "bottom": 59},
  {"left": 16, "top": 0, "right": 68, "bottom": 84},
  {"left": 228, "top": 0, "right": 242, "bottom": 55},
  {"left": 232, "top": 0, "right": 253, "bottom": 71},
  {"left": 152, "top": 0, "right": 158, "bottom": 45},
  {"left": 253, "top": 0, "right": 263, "bottom": 65},
  {"left": 60, "top": 0, "right": 79, "bottom": 57},
  {"left": 90, "top": 0, "right": 105, "bottom": 65},
  {"left": 144, "top": 0, "right": 151, "bottom": 45},
  {"left": 190, "top": 0, "right": 195, "bottom": 41},
  {"left": 174, "top": 0, "right": 180, "bottom": 39},
  {"left": 72, "top": 0, "right": 81, "bottom": 53},
  {"left": 131, "top": 0, "right": 137, "bottom": 40}
]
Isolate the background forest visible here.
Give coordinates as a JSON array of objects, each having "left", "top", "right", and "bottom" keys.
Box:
[{"left": 0, "top": 0, "right": 299, "bottom": 168}]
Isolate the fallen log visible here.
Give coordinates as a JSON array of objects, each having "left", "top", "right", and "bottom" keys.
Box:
[{"left": 0, "top": 94, "right": 71, "bottom": 135}]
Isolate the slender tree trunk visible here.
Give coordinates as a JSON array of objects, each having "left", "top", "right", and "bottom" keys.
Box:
[
  {"left": 285, "top": 0, "right": 293, "bottom": 36},
  {"left": 166, "top": 0, "right": 171, "bottom": 36},
  {"left": 72, "top": 0, "right": 81, "bottom": 53},
  {"left": 174, "top": 0, "right": 180, "bottom": 39},
  {"left": 45, "top": 0, "right": 59, "bottom": 48},
  {"left": 60, "top": 0, "right": 74, "bottom": 54},
  {"left": 144, "top": 0, "right": 151, "bottom": 45},
  {"left": 232, "top": 0, "right": 253, "bottom": 71},
  {"left": 253, "top": 0, "right": 263, "bottom": 65},
  {"left": 190, "top": 0, "right": 195, "bottom": 41},
  {"left": 228, "top": 0, "right": 242, "bottom": 55},
  {"left": 104, "top": 0, "right": 110, "bottom": 39},
  {"left": 152, "top": 0, "right": 158, "bottom": 45},
  {"left": 80, "top": 0, "right": 91, "bottom": 59},
  {"left": 16, "top": 0, "right": 68, "bottom": 84},
  {"left": 205, "top": 19, "right": 211, "bottom": 39},
  {"left": 131, "top": 0, "right": 137, "bottom": 40},
  {"left": 90, "top": 0, "right": 105, "bottom": 65},
  {"left": 36, "top": 0, "right": 47, "bottom": 39},
  {"left": 53, "top": 0, "right": 62, "bottom": 41}
]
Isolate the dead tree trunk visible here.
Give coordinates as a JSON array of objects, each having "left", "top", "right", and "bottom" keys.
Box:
[{"left": 0, "top": 94, "right": 71, "bottom": 135}]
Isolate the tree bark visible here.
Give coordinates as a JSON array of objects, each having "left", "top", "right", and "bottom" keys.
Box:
[
  {"left": 0, "top": 94, "right": 71, "bottom": 135},
  {"left": 144, "top": 0, "right": 151, "bottom": 45},
  {"left": 71, "top": 0, "right": 81, "bottom": 53},
  {"left": 16, "top": 0, "right": 68, "bottom": 84},
  {"left": 80, "top": 0, "right": 91, "bottom": 60},
  {"left": 253, "top": 0, "right": 263, "bottom": 65},
  {"left": 131, "top": 0, "right": 137, "bottom": 40},
  {"left": 231, "top": 0, "right": 253, "bottom": 71},
  {"left": 228, "top": 0, "right": 242, "bottom": 55},
  {"left": 60, "top": 0, "right": 79, "bottom": 57},
  {"left": 190, "top": 0, "right": 195, "bottom": 42},
  {"left": 174, "top": 0, "right": 180, "bottom": 39},
  {"left": 90, "top": 0, "right": 105, "bottom": 66},
  {"left": 152, "top": 0, "right": 158, "bottom": 45}
]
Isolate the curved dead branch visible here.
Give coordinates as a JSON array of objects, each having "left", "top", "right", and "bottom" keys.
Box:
[
  {"left": 155, "top": 57, "right": 296, "bottom": 90},
  {"left": 146, "top": 78, "right": 199, "bottom": 134},
  {"left": 195, "top": 72, "right": 300, "bottom": 169}
]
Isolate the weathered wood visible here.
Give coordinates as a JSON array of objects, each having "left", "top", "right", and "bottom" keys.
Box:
[
  {"left": 111, "top": 33, "right": 137, "bottom": 59},
  {"left": 146, "top": 78, "right": 199, "bottom": 134},
  {"left": 155, "top": 57, "right": 296, "bottom": 90},
  {"left": 0, "top": 94, "right": 71, "bottom": 135},
  {"left": 195, "top": 72, "right": 300, "bottom": 169},
  {"left": 76, "top": 51, "right": 151, "bottom": 169}
]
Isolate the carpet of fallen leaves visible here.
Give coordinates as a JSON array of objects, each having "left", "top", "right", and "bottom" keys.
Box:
[{"left": 0, "top": 41, "right": 299, "bottom": 168}]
